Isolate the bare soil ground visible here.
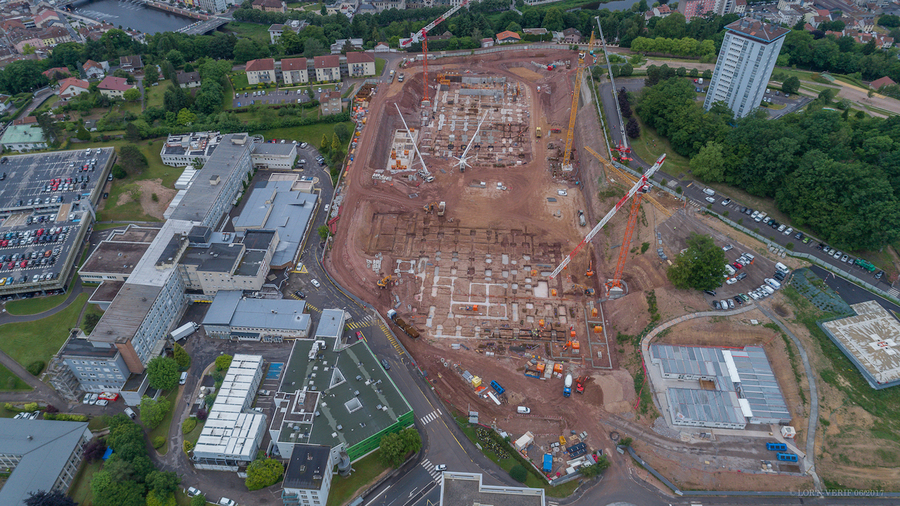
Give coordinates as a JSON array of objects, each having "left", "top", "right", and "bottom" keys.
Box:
[{"left": 136, "top": 179, "right": 176, "bottom": 220}]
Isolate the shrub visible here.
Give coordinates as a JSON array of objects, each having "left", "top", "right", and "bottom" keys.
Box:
[
  {"left": 675, "top": 186, "right": 682, "bottom": 194},
  {"left": 183, "top": 440, "right": 194, "bottom": 454},
  {"left": 23, "top": 402, "right": 37, "bottom": 412},
  {"left": 26, "top": 361, "right": 45, "bottom": 376},
  {"left": 44, "top": 413, "right": 89, "bottom": 421},
  {"left": 153, "top": 436, "right": 166, "bottom": 449},
  {"left": 182, "top": 417, "right": 197, "bottom": 434},
  {"left": 509, "top": 464, "right": 528, "bottom": 483}
]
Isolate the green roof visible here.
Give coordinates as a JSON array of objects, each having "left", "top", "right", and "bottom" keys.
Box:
[
  {"left": 278, "top": 338, "right": 412, "bottom": 450},
  {"left": 0, "top": 124, "right": 46, "bottom": 145}
]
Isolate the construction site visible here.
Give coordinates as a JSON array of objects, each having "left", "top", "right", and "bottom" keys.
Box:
[{"left": 326, "top": 28, "right": 822, "bottom": 490}]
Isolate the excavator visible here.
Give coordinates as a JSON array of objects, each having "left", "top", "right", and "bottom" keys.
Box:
[
  {"left": 376, "top": 276, "right": 392, "bottom": 289},
  {"left": 423, "top": 202, "right": 437, "bottom": 214},
  {"left": 586, "top": 257, "right": 594, "bottom": 277}
]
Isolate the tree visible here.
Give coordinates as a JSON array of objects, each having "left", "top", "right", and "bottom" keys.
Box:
[
  {"left": 817, "top": 87, "right": 836, "bottom": 103},
  {"left": 666, "top": 233, "right": 726, "bottom": 291},
  {"left": 166, "top": 49, "right": 185, "bottom": 68},
  {"left": 123, "top": 87, "right": 141, "bottom": 102},
  {"left": 781, "top": 76, "right": 800, "bottom": 95},
  {"left": 541, "top": 7, "right": 564, "bottom": 31},
  {"left": 320, "top": 133, "right": 330, "bottom": 153},
  {"left": 378, "top": 432, "right": 406, "bottom": 467},
  {"left": 90, "top": 470, "right": 146, "bottom": 506},
  {"left": 125, "top": 122, "right": 141, "bottom": 143},
  {"left": 509, "top": 464, "right": 528, "bottom": 483},
  {"left": 190, "top": 495, "right": 208, "bottom": 506},
  {"left": 25, "top": 490, "right": 77, "bottom": 506},
  {"left": 625, "top": 117, "right": 640, "bottom": 138},
  {"left": 177, "top": 108, "right": 197, "bottom": 126},
  {"left": 173, "top": 343, "right": 191, "bottom": 370},
  {"left": 83, "top": 438, "right": 107, "bottom": 462},
  {"left": 145, "top": 65, "right": 160, "bottom": 86},
  {"left": 146, "top": 356, "right": 180, "bottom": 391},
  {"left": 399, "top": 428, "right": 422, "bottom": 454},
  {"left": 215, "top": 354, "right": 233, "bottom": 371},
  {"left": 701, "top": 69, "right": 712, "bottom": 80},
  {"left": 334, "top": 123, "right": 351, "bottom": 142},
  {"left": 245, "top": 458, "right": 284, "bottom": 491},
  {"left": 76, "top": 126, "right": 91, "bottom": 141},
  {"left": 579, "top": 455, "right": 610, "bottom": 477},
  {"left": 140, "top": 395, "right": 172, "bottom": 430},
  {"left": 689, "top": 141, "right": 727, "bottom": 182},
  {"left": 147, "top": 470, "right": 180, "bottom": 502},
  {"left": 118, "top": 145, "right": 148, "bottom": 175},
  {"left": 318, "top": 225, "right": 330, "bottom": 241},
  {"left": 331, "top": 133, "right": 341, "bottom": 155}
]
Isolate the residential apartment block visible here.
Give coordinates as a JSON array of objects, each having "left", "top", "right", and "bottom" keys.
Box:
[
  {"left": 281, "top": 57, "right": 309, "bottom": 85},
  {"left": 704, "top": 18, "right": 788, "bottom": 118},
  {"left": 314, "top": 55, "right": 341, "bottom": 82},
  {"left": 246, "top": 58, "right": 277, "bottom": 85},
  {"left": 346, "top": 51, "right": 376, "bottom": 77}
]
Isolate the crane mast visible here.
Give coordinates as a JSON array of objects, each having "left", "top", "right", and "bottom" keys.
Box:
[
  {"left": 399, "top": 0, "right": 470, "bottom": 106},
  {"left": 548, "top": 154, "right": 666, "bottom": 280},
  {"left": 561, "top": 31, "right": 597, "bottom": 172}
]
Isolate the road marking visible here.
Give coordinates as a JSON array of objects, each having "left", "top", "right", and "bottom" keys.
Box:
[
  {"left": 305, "top": 303, "right": 321, "bottom": 313},
  {"left": 419, "top": 409, "right": 441, "bottom": 425},
  {"left": 419, "top": 459, "right": 442, "bottom": 481}
]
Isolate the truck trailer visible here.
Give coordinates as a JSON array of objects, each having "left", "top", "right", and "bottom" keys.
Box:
[
  {"left": 170, "top": 322, "right": 199, "bottom": 341},
  {"left": 387, "top": 309, "right": 420, "bottom": 338}
]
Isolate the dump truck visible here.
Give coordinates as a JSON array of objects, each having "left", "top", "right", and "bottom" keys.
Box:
[
  {"left": 170, "top": 322, "right": 199, "bottom": 342},
  {"left": 386, "top": 309, "right": 419, "bottom": 338},
  {"left": 536, "top": 127, "right": 542, "bottom": 138},
  {"left": 564, "top": 373, "right": 573, "bottom": 397},
  {"left": 437, "top": 201, "right": 446, "bottom": 216}
]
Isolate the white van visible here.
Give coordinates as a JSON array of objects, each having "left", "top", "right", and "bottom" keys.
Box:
[
  {"left": 765, "top": 278, "right": 782, "bottom": 290},
  {"left": 124, "top": 407, "right": 136, "bottom": 419},
  {"left": 517, "top": 406, "right": 531, "bottom": 414},
  {"left": 775, "top": 262, "right": 789, "bottom": 273},
  {"left": 703, "top": 188, "right": 715, "bottom": 196},
  {"left": 180, "top": 372, "right": 188, "bottom": 385}
]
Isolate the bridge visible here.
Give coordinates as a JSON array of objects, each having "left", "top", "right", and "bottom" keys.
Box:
[{"left": 176, "top": 16, "right": 230, "bottom": 35}]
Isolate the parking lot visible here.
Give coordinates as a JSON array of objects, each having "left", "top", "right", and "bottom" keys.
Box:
[
  {"left": 0, "top": 148, "right": 113, "bottom": 296},
  {"left": 231, "top": 84, "right": 343, "bottom": 108},
  {"left": 658, "top": 212, "right": 783, "bottom": 308}
]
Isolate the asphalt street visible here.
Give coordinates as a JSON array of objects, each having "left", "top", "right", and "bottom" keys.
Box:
[{"left": 595, "top": 78, "right": 897, "bottom": 299}]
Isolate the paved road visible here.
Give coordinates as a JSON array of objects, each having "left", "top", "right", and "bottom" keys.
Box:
[{"left": 808, "top": 265, "right": 900, "bottom": 313}]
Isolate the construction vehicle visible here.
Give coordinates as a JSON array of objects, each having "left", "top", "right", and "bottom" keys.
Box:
[
  {"left": 376, "top": 276, "right": 392, "bottom": 289},
  {"left": 563, "top": 373, "right": 573, "bottom": 397},
  {"left": 399, "top": 0, "right": 469, "bottom": 107},
  {"left": 575, "top": 376, "right": 587, "bottom": 394},
  {"left": 551, "top": 128, "right": 562, "bottom": 134},
  {"left": 549, "top": 154, "right": 667, "bottom": 294},
  {"left": 386, "top": 309, "right": 420, "bottom": 338},
  {"left": 536, "top": 127, "right": 542, "bottom": 138},
  {"left": 586, "top": 257, "right": 594, "bottom": 277},
  {"left": 561, "top": 32, "right": 597, "bottom": 172},
  {"left": 423, "top": 202, "right": 437, "bottom": 213},
  {"left": 437, "top": 201, "right": 446, "bottom": 216},
  {"left": 578, "top": 210, "right": 586, "bottom": 227}
]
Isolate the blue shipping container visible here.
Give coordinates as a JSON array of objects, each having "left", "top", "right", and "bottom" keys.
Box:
[
  {"left": 766, "top": 442, "right": 787, "bottom": 452},
  {"left": 543, "top": 454, "right": 552, "bottom": 473},
  {"left": 776, "top": 452, "right": 798, "bottom": 462}
]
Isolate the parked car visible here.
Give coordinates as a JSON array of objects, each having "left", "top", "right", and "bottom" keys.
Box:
[
  {"left": 187, "top": 487, "right": 201, "bottom": 497},
  {"left": 310, "top": 279, "right": 320, "bottom": 288}
]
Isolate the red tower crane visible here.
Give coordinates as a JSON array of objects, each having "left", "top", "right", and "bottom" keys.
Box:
[
  {"left": 399, "top": 0, "right": 470, "bottom": 106},
  {"left": 549, "top": 154, "right": 667, "bottom": 294}
]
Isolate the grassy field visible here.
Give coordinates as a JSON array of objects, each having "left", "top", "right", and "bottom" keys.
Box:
[
  {"left": 626, "top": 116, "right": 691, "bottom": 178},
  {"left": 95, "top": 138, "right": 178, "bottom": 222},
  {"left": 326, "top": 450, "right": 389, "bottom": 506},
  {"left": 68, "top": 459, "right": 102, "bottom": 506},
  {"left": 34, "top": 95, "right": 59, "bottom": 115},
  {"left": 375, "top": 57, "right": 386, "bottom": 76},
  {"left": 5, "top": 291, "right": 70, "bottom": 315},
  {"left": 225, "top": 21, "right": 271, "bottom": 44},
  {"left": 0, "top": 364, "right": 31, "bottom": 391},
  {"left": 184, "top": 420, "right": 205, "bottom": 447},
  {"left": 455, "top": 418, "right": 580, "bottom": 497},
  {"left": 231, "top": 72, "right": 250, "bottom": 91},
  {"left": 248, "top": 121, "right": 353, "bottom": 149},
  {"left": 0, "top": 293, "right": 89, "bottom": 369},
  {"left": 145, "top": 79, "right": 171, "bottom": 109},
  {"left": 148, "top": 389, "right": 180, "bottom": 456}
]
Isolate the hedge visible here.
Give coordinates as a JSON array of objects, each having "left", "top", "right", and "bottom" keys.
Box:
[{"left": 43, "top": 413, "right": 89, "bottom": 421}]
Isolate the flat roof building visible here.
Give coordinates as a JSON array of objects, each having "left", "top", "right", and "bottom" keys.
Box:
[
  {"left": 281, "top": 444, "right": 333, "bottom": 506},
  {"left": 822, "top": 301, "right": 900, "bottom": 389},
  {"left": 193, "top": 354, "right": 267, "bottom": 471},
  {"left": 177, "top": 227, "right": 278, "bottom": 297},
  {"left": 160, "top": 132, "right": 222, "bottom": 167},
  {"left": 0, "top": 120, "right": 47, "bottom": 152},
  {"left": 233, "top": 179, "right": 317, "bottom": 269},
  {"left": 650, "top": 344, "right": 790, "bottom": 428},
  {"left": 251, "top": 143, "right": 297, "bottom": 170},
  {"left": 0, "top": 419, "right": 93, "bottom": 506},
  {"left": 169, "top": 133, "right": 254, "bottom": 228},
  {"left": 202, "top": 290, "right": 311, "bottom": 342},
  {"left": 270, "top": 311, "right": 414, "bottom": 460},
  {"left": 79, "top": 224, "right": 160, "bottom": 284},
  {"left": 439, "top": 472, "right": 545, "bottom": 506}
]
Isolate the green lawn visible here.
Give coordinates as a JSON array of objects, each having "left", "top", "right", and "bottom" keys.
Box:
[
  {"left": 0, "top": 293, "right": 89, "bottom": 369},
  {"left": 95, "top": 138, "right": 177, "bottom": 222},
  {"left": 225, "top": 21, "right": 271, "bottom": 44},
  {"left": 184, "top": 420, "right": 205, "bottom": 447},
  {"left": 148, "top": 389, "right": 179, "bottom": 455},
  {"left": 68, "top": 459, "right": 102, "bottom": 506},
  {"left": 0, "top": 364, "right": 31, "bottom": 391},
  {"left": 81, "top": 303, "right": 105, "bottom": 334},
  {"left": 34, "top": 95, "right": 59, "bottom": 115},
  {"left": 326, "top": 450, "right": 389, "bottom": 506},
  {"left": 230, "top": 72, "right": 250, "bottom": 91},
  {"left": 375, "top": 57, "right": 386, "bottom": 76},
  {"left": 5, "top": 291, "right": 70, "bottom": 315},
  {"left": 146, "top": 79, "right": 171, "bottom": 109},
  {"left": 626, "top": 115, "right": 691, "bottom": 178},
  {"left": 248, "top": 121, "right": 353, "bottom": 149}
]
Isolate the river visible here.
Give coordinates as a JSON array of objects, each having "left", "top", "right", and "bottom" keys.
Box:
[
  {"left": 583, "top": 0, "right": 643, "bottom": 11},
  {"left": 73, "top": 0, "right": 194, "bottom": 35}
]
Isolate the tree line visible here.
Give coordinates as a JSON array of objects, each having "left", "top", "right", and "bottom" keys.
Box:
[{"left": 636, "top": 77, "right": 900, "bottom": 251}]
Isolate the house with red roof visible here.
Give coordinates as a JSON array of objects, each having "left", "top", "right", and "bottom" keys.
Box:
[
  {"left": 83, "top": 60, "right": 106, "bottom": 79},
  {"left": 97, "top": 76, "right": 134, "bottom": 99},
  {"left": 495, "top": 30, "right": 521, "bottom": 44},
  {"left": 43, "top": 67, "right": 71, "bottom": 80},
  {"left": 314, "top": 55, "right": 341, "bottom": 83},
  {"left": 246, "top": 58, "right": 276, "bottom": 85},
  {"left": 58, "top": 78, "right": 90, "bottom": 99},
  {"left": 281, "top": 58, "right": 308, "bottom": 85},
  {"left": 870, "top": 76, "right": 896, "bottom": 90}
]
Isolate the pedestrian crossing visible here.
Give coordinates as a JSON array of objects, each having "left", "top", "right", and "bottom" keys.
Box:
[
  {"left": 420, "top": 458, "right": 443, "bottom": 482},
  {"left": 888, "top": 287, "right": 899, "bottom": 298},
  {"left": 419, "top": 409, "right": 441, "bottom": 425},
  {"left": 346, "top": 314, "right": 377, "bottom": 329}
]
